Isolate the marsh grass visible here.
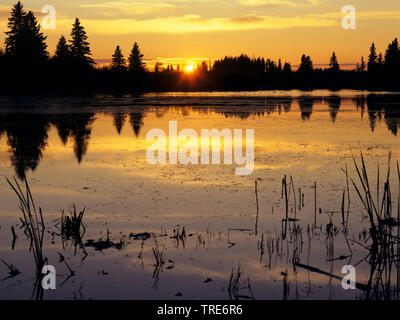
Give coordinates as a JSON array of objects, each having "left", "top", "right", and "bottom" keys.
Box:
[
  {"left": 228, "top": 267, "right": 255, "bottom": 300},
  {"left": 55, "top": 205, "right": 87, "bottom": 256},
  {"left": 348, "top": 152, "right": 400, "bottom": 247},
  {"left": 1, "top": 259, "right": 20, "bottom": 281},
  {"left": 6, "top": 177, "right": 46, "bottom": 299},
  {"left": 347, "top": 151, "right": 400, "bottom": 299},
  {"left": 152, "top": 238, "right": 165, "bottom": 290}
]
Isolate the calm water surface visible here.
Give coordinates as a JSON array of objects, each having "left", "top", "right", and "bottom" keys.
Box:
[{"left": 0, "top": 90, "right": 400, "bottom": 300}]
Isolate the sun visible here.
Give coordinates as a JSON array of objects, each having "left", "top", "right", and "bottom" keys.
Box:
[{"left": 185, "top": 64, "right": 195, "bottom": 73}]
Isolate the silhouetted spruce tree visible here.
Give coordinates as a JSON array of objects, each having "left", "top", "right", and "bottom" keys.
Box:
[
  {"left": 154, "top": 62, "right": 162, "bottom": 73},
  {"left": 69, "top": 18, "right": 94, "bottom": 68},
  {"left": 200, "top": 61, "right": 208, "bottom": 72},
  {"left": 4, "top": 1, "right": 26, "bottom": 57},
  {"left": 265, "top": 59, "right": 277, "bottom": 73},
  {"left": 255, "top": 57, "right": 265, "bottom": 73},
  {"left": 384, "top": 38, "right": 400, "bottom": 72},
  {"left": 277, "top": 59, "right": 282, "bottom": 72},
  {"left": 367, "top": 42, "right": 378, "bottom": 72},
  {"left": 378, "top": 53, "right": 383, "bottom": 66},
  {"left": 53, "top": 35, "right": 69, "bottom": 61},
  {"left": 5, "top": 3, "right": 48, "bottom": 67},
  {"left": 357, "top": 56, "right": 366, "bottom": 72},
  {"left": 297, "top": 55, "right": 313, "bottom": 73},
  {"left": 328, "top": 52, "right": 340, "bottom": 71},
  {"left": 283, "top": 62, "right": 292, "bottom": 73},
  {"left": 377, "top": 52, "right": 384, "bottom": 73},
  {"left": 112, "top": 45, "right": 126, "bottom": 71},
  {"left": 23, "top": 11, "right": 48, "bottom": 61},
  {"left": 128, "top": 42, "right": 146, "bottom": 73}
]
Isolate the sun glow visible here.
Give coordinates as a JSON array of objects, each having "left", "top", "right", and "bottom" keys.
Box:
[{"left": 185, "top": 64, "right": 195, "bottom": 73}]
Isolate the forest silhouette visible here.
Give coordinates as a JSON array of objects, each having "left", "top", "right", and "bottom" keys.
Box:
[{"left": 1, "top": 2, "right": 400, "bottom": 93}]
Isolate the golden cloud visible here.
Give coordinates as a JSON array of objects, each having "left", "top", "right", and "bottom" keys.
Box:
[
  {"left": 1, "top": 9, "right": 400, "bottom": 36},
  {"left": 238, "top": 0, "right": 321, "bottom": 8},
  {"left": 229, "top": 15, "right": 266, "bottom": 24},
  {"left": 53, "top": 14, "right": 335, "bottom": 35},
  {"left": 80, "top": 1, "right": 177, "bottom": 15}
]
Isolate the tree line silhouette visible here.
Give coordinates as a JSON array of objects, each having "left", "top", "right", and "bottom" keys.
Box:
[{"left": 1, "top": 1, "right": 400, "bottom": 93}]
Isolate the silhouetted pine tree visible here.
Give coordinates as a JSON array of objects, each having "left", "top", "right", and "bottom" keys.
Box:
[
  {"left": 357, "top": 56, "right": 366, "bottom": 72},
  {"left": 53, "top": 35, "right": 69, "bottom": 61},
  {"left": 128, "top": 42, "right": 146, "bottom": 73},
  {"left": 200, "top": 61, "right": 208, "bottom": 72},
  {"left": 378, "top": 53, "right": 383, "bottom": 66},
  {"left": 265, "top": 59, "right": 276, "bottom": 73},
  {"left": 5, "top": 3, "right": 48, "bottom": 66},
  {"left": 328, "top": 52, "right": 340, "bottom": 71},
  {"left": 377, "top": 52, "right": 384, "bottom": 73},
  {"left": 283, "top": 62, "right": 292, "bottom": 73},
  {"left": 297, "top": 55, "right": 313, "bottom": 73},
  {"left": 4, "top": 1, "right": 26, "bottom": 57},
  {"left": 384, "top": 38, "right": 400, "bottom": 72},
  {"left": 23, "top": 11, "right": 48, "bottom": 60},
  {"left": 368, "top": 42, "right": 378, "bottom": 72},
  {"left": 277, "top": 59, "right": 282, "bottom": 72},
  {"left": 112, "top": 45, "right": 126, "bottom": 71},
  {"left": 154, "top": 62, "right": 162, "bottom": 73},
  {"left": 69, "top": 18, "right": 94, "bottom": 67}
]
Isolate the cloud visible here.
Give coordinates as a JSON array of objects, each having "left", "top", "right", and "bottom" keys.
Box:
[
  {"left": 54, "top": 13, "right": 335, "bottom": 35},
  {"left": 322, "top": 10, "right": 400, "bottom": 19},
  {"left": 238, "top": 0, "right": 320, "bottom": 8},
  {"left": 80, "top": 1, "right": 177, "bottom": 15},
  {"left": 41, "top": 10, "right": 400, "bottom": 36},
  {"left": 0, "top": 4, "right": 43, "bottom": 20},
  {"left": 2, "top": 6, "right": 400, "bottom": 36},
  {"left": 0, "top": 4, "right": 54, "bottom": 26},
  {"left": 229, "top": 15, "right": 265, "bottom": 24}
]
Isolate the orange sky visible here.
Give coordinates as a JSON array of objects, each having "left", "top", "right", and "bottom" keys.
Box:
[{"left": 1, "top": 0, "right": 400, "bottom": 69}]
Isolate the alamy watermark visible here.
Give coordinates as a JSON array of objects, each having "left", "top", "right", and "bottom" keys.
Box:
[
  {"left": 41, "top": 5, "right": 56, "bottom": 30},
  {"left": 146, "top": 121, "right": 254, "bottom": 175},
  {"left": 41, "top": 265, "right": 56, "bottom": 290},
  {"left": 342, "top": 5, "right": 356, "bottom": 30},
  {"left": 341, "top": 265, "right": 356, "bottom": 290}
]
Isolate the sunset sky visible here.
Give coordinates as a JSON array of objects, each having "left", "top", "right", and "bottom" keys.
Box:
[{"left": 1, "top": 0, "right": 400, "bottom": 68}]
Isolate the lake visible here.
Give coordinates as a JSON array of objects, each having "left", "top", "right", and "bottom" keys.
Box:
[{"left": 0, "top": 90, "right": 399, "bottom": 300}]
